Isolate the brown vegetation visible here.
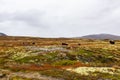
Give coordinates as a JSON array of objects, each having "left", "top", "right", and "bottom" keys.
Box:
[{"left": 1, "top": 36, "right": 120, "bottom": 80}]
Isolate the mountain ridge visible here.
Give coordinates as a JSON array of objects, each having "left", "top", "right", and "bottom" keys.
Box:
[
  {"left": 0, "top": 32, "right": 7, "bottom": 36},
  {"left": 81, "top": 34, "right": 120, "bottom": 40}
]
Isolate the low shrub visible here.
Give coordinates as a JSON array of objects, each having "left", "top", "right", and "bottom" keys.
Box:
[{"left": 52, "top": 60, "right": 77, "bottom": 66}]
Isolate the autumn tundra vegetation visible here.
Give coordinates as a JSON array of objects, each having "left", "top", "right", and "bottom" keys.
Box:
[{"left": 0, "top": 36, "right": 120, "bottom": 80}]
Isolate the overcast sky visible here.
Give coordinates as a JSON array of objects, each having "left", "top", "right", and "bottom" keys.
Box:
[{"left": 0, "top": 0, "right": 120, "bottom": 37}]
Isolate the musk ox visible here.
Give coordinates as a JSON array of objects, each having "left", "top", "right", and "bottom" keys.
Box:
[
  {"left": 109, "top": 40, "right": 115, "bottom": 44},
  {"left": 62, "top": 43, "right": 68, "bottom": 46},
  {"left": 32, "top": 42, "right": 35, "bottom": 45}
]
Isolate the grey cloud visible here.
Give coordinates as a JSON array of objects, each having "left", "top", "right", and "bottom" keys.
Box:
[
  {"left": 1, "top": 0, "right": 120, "bottom": 37},
  {"left": 13, "top": 11, "right": 45, "bottom": 28},
  {"left": 0, "top": 13, "right": 12, "bottom": 22},
  {"left": 0, "top": 10, "right": 48, "bottom": 28}
]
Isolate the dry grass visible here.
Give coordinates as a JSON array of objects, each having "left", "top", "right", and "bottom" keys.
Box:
[{"left": 1, "top": 36, "right": 120, "bottom": 79}]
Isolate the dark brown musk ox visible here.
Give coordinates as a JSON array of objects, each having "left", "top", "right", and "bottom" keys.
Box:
[{"left": 109, "top": 40, "right": 115, "bottom": 44}]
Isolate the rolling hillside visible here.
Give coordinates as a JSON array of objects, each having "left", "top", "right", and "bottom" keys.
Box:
[
  {"left": 0, "top": 32, "right": 7, "bottom": 36},
  {"left": 81, "top": 34, "right": 120, "bottom": 40}
]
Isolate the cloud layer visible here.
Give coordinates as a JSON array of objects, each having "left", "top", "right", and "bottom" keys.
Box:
[{"left": 0, "top": 0, "right": 120, "bottom": 37}]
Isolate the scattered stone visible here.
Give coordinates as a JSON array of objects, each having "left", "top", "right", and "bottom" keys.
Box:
[{"left": 0, "top": 73, "right": 6, "bottom": 78}]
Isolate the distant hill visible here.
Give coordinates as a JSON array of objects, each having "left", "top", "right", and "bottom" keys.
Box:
[
  {"left": 81, "top": 34, "right": 120, "bottom": 40},
  {"left": 0, "top": 33, "right": 7, "bottom": 36}
]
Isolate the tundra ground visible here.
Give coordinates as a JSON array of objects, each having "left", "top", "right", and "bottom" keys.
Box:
[{"left": 0, "top": 36, "right": 120, "bottom": 80}]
